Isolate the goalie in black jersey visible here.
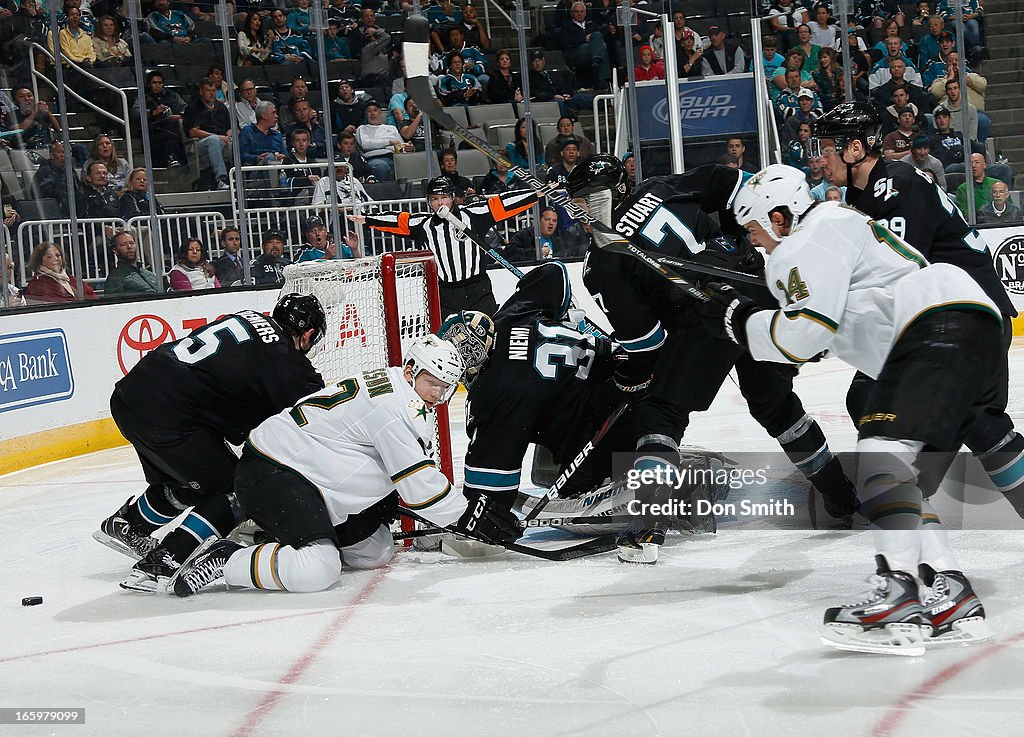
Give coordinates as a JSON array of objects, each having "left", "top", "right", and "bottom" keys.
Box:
[
  {"left": 94, "top": 294, "right": 326, "bottom": 593},
  {"left": 810, "top": 102, "right": 1024, "bottom": 516},
  {"left": 566, "top": 156, "right": 859, "bottom": 552}
]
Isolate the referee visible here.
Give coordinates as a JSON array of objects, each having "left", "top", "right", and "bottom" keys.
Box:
[{"left": 349, "top": 177, "right": 539, "bottom": 316}]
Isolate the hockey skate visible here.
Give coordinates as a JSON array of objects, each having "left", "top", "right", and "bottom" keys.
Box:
[
  {"left": 919, "top": 564, "right": 995, "bottom": 648},
  {"left": 821, "top": 555, "right": 927, "bottom": 656},
  {"left": 120, "top": 547, "right": 181, "bottom": 593},
  {"left": 171, "top": 537, "right": 244, "bottom": 597},
  {"left": 807, "top": 458, "right": 860, "bottom": 530},
  {"left": 616, "top": 528, "right": 665, "bottom": 565},
  {"left": 93, "top": 498, "right": 159, "bottom": 560}
]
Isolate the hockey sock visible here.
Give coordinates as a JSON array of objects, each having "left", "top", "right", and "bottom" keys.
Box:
[
  {"left": 159, "top": 495, "right": 235, "bottom": 563},
  {"left": 223, "top": 539, "right": 342, "bottom": 592},
  {"left": 776, "top": 415, "right": 857, "bottom": 518},
  {"left": 126, "top": 484, "right": 183, "bottom": 534},
  {"left": 974, "top": 431, "right": 1024, "bottom": 517},
  {"left": 629, "top": 434, "right": 678, "bottom": 533},
  {"left": 920, "top": 499, "right": 961, "bottom": 573}
]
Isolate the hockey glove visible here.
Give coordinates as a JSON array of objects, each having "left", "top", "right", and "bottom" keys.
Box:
[
  {"left": 696, "top": 282, "right": 761, "bottom": 347},
  {"left": 612, "top": 347, "right": 657, "bottom": 395},
  {"left": 455, "top": 491, "right": 521, "bottom": 546},
  {"left": 691, "top": 236, "right": 765, "bottom": 286}
]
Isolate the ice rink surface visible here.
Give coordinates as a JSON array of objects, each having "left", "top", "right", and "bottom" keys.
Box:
[{"left": 3, "top": 352, "right": 1024, "bottom": 737}]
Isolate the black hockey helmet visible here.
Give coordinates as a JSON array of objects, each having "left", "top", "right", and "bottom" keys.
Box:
[
  {"left": 426, "top": 175, "right": 455, "bottom": 199},
  {"left": 273, "top": 293, "right": 326, "bottom": 352},
  {"left": 566, "top": 154, "right": 629, "bottom": 198},
  {"left": 808, "top": 101, "right": 883, "bottom": 159}
]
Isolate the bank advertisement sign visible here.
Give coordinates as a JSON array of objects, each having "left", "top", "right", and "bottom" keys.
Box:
[{"left": 0, "top": 329, "right": 74, "bottom": 413}]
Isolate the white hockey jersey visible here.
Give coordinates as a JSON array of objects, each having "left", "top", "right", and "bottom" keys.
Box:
[
  {"left": 246, "top": 366, "right": 467, "bottom": 528},
  {"left": 745, "top": 201, "right": 1001, "bottom": 378}
]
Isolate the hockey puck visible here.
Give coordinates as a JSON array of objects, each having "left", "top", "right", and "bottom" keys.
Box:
[{"left": 22, "top": 596, "right": 43, "bottom": 606}]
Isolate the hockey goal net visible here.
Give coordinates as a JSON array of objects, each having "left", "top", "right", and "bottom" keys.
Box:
[{"left": 280, "top": 251, "right": 454, "bottom": 488}]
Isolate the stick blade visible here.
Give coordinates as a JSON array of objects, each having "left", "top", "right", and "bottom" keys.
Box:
[{"left": 403, "top": 15, "right": 432, "bottom": 79}]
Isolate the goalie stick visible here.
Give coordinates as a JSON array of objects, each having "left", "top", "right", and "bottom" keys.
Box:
[
  {"left": 402, "top": 14, "right": 763, "bottom": 294},
  {"left": 435, "top": 205, "right": 610, "bottom": 339},
  {"left": 397, "top": 508, "right": 617, "bottom": 561}
]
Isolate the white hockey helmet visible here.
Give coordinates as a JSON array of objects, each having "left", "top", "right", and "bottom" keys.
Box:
[
  {"left": 731, "top": 164, "right": 815, "bottom": 242},
  {"left": 403, "top": 334, "right": 465, "bottom": 404},
  {"left": 437, "top": 310, "right": 495, "bottom": 386}
]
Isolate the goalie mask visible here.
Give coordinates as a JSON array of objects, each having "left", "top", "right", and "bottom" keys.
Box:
[
  {"left": 437, "top": 310, "right": 495, "bottom": 386},
  {"left": 403, "top": 334, "right": 465, "bottom": 404}
]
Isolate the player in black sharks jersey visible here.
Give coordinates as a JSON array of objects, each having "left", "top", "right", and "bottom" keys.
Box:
[
  {"left": 567, "top": 156, "right": 860, "bottom": 543},
  {"left": 810, "top": 102, "right": 1024, "bottom": 516}
]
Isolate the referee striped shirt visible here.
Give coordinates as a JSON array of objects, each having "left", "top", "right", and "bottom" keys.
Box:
[{"left": 362, "top": 189, "right": 538, "bottom": 283}]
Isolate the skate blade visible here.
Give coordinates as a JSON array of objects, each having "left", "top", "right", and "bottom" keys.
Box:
[
  {"left": 616, "top": 543, "right": 659, "bottom": 565},
  {"left": 119, "top": 571, "right": 170, "bottom": 594},
  {"left": 821, "top": 622, "right": 926, "bottom": 656},
  {"left": 440, "top": 537, "right": 505, "bottom": 558},
  {"left": 925, "top": 617, "right": 996, "bottom": 648},
  {"left": 92, "top": 529, "right": 144, "bottom": 560}
]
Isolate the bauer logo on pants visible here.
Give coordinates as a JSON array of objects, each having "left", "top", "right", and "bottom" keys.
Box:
[{"left": 0, "top": 328, "right": 74, "bottom": 413}]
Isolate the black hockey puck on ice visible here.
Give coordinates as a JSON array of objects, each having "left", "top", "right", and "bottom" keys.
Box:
[{"left": 22, "top": 596, "right": 43, "bottom": 606}]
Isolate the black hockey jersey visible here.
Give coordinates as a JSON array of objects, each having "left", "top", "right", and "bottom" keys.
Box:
[
  {"left": 115, "top": 310, "right": 325, "bottom": 445},
  {"left": 583, "top": 164, "right": 752, "bottom": 354},
  {"left": 463, "top": 262, "right": 617, "bottom": 499},
  {"left": 848, "top": 160, "right": 1016, "bottom": 317}
]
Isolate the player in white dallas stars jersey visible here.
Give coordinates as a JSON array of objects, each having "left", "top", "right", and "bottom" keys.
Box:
[
  {"left": 171, "top": 336, "right": 521, "bottom": 597},
  {"left": 699, "top": 165, "right": 1003, "bottom": 655}
]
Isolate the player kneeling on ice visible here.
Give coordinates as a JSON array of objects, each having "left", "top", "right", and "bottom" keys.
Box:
[
  {"left": 700, "top": 164, "right": 1000, "bottom": 654},
  {"left": 172, "top": 335, "right": 521, "bottom": 597}
]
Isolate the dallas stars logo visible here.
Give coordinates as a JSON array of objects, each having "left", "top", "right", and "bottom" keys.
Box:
[{"left": 408, "top": 399, "right": 431, "bottom": 421}]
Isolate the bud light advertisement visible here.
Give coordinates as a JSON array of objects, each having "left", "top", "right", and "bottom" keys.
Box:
[{"left": 634, "top": 75, "right": 759, "bottom": 140}]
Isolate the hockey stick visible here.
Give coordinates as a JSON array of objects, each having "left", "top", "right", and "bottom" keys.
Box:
[
  {"left": 397, "top": 508, "right": 617, "bottom": 561},
  {"left": 435, "top": 205, "right": 610, "bottom": 339},
  {"left": 402, "top": 14, "right": 716, "bottom": 306}
]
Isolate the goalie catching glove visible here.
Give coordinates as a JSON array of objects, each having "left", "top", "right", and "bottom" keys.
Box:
[
  {"left": 695, "top": 282, "right": 762, "bottom": 347},
  {"left": 454, "top": 491, "right": 521, "bottom": 545}
]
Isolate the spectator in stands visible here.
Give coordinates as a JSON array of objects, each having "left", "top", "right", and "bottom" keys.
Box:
[
  {"left": 206, "top": 64, "right": 230, "bottom": 103},
  {"left": 760, "top": 35, "right": 785, "bottom": 80},
  {"left": 234, "top": 79, "right": 265, "bottom": 130},
  {"left": 928, "top": 52, "right": 988, "bottom": 138},
  {"left": 286, "top": 0, "right": 311, "bottom": 36},
  {"left": 956, "top": 152, "right": 997, "bottom": 213},
  {"left": 426, "top": 0, "right": 459, "bottom": 53},
  {"left": 457, "top": 3, "right": 489, "bottom": 50},
  {"left": 251, "top": 230, "right": 289, "bottom": 285},
  {"left": 929, "top": 106, "right": 969, "bottom": 170},
  {"left": 355, "top": 101, "right": 408, "bottom": 181},
  {"left": 726, "top": 137, "right": 757, "bottom": 173},
  {"left": 311, "top": 160, "right": 368, "bottom": 205},
  {"left": 11, "top": 0, "right": 46, "bottom": 49},
  {"left": 544, "top": 116, "right": 595, "bottom": 168},
  {"left": 648, "top": 21, "right": 665, "bottom": 60},
  {"left": 936, "top": 78, "right": 978, "bottom": 142},
  {"left": 398, "top": 97, "right": 426, "bottom": 150},
  {"left": 352, "top": 6, "right": 391, "bottom": 88},
  {"left": 478, "top": 158, "right": 522, "bottom": 195},
  {"left": 812, "top": 47, "right": 844, "bottom": 111},
  {"left": 184, "top": 76, "right": 233, "bottom": 191},
  {"left": 845, "top": 31, "right": 872, "bottom": 99},
  {"left": 277, "top": 76, "right": 310, "bottom": 131},
  {"left": 869, "top": 37, "right": 921, "bottom": 91},
  {"left": 918, "top": 17, "right": 948, "bottom": 69},
  {"left": 560, "top": 1, "right": 610, "bottom": 91},
  {"left": 438, "top": 149, "right": 475, "bottom": 200},
  {"left": 146, "top": 0, "right": 196, "bottom": 45},
  {"left": 296, "top": 215, "right": 359, "bottom": 261},
  {"left": 83, "top": 133, "right": 129, "bottom": 191},
  {"left": 911, "top": 1, "right": 933, "bottom": 26},
  {"left": 505, "top": 206, "right": 586, "bottom": 263},
  {"left": 22, "top": 241, "right": 95, "bottom": 304},
  {"left": 135, "top": 70, "right": 187, "bottom": 168},
  {"left": 488, "top": 49, "right": 522, "bottom": 104},
  {"left": 12, "top": 85, "right": 61, "bottom": 151},
  {"left": 270, "top": 17, "right": 314, "bottom": 63},
  {"left": 445, "top": 26, "right": 488, "bottom": 86},
  {"left": 323, "top": 18, "right": 352, "bottom": 61},
  {"left": 870, "top": 58, "right": 930, "bottom": 112},
  {"left": 49, "top": 6, "right": 95, "bottom": 67},
  {"left": 871, "top": 18, "right": 909, "bottom": 59},
  {"left": 785, "top": 120, "right": 812, "bottom": 169},
  {"left": 527, "top": 49, "right": 593, "bottom": 118},
  {"left": 119, "top": 167, "right": 166, "bottom": 220},
  {"left": 882, "top": 107, "right": 919, "bottom": 160},
  {"left": 239, "top": 100, "right": 287, "bottom": 166},
  {"left": 824, "top": 186, "right": 844, "bottom": 202},
  {"left": 809, "top": 4, "right": 839, "bottom": 49},
  {"left": 505, "top": 116, "right": 543, "bottom": 170},
  {"left": 979, "top": 181, "right": 1021, "bottom": 224},
  {"left": 623, "top": 151, "right": 636, "bottom": 187},
  {"left": 438, "top": 52, "right": 482, "bottom": 106},
  {"left": 545, "top": 138, "right": 580, "bottom": 188},
  {"left": 78, "top": 161, "right": 121, "bottom": 219},
  {"left": 92, "top": 14, "right": 130, "bottom": 66},
  {"left": 168, "top": 237, "right": 219, "bottom": 291},
  {"left": 922, "top": 30, "right": 956, "bottom": 86},
  {"left": 332, "top": 79, "right": 367, "bottom": 134},
  {"left": 805, "top": 155, "right": 827, "bottom": 189},
  {"left": 326, "top": 0, "right": 358, "bottom": 25},
  {"left": 103, "top": 229, "right": 159, "bottom": 295},
  {"left": 678, "top": 30, "right": 704, "bottom": 80},
  {"left": 789, "top": 24, "right": 820, "bottom": 73},
  {"left": 857, "top": 0, "right": 905, "bottom": 31},
  {"left": 213, "top": 227, "right": 243, "bottom": 286},
  {"left": 768, "top": 0, "right": 809, "bottom": 49},
  {"left": 238, "top": 13, "right": 271, "bottom": 65},
  {"left": 700, "top": 26, "right": 744, "bottom": 77},
  {"left": 3, "top": 250, "right": 23, "bottom": 308},
  {"left": 671, "top": 9, "right": 703, "bottom": 53},
  {"left": 938, "top": 0, "right": 982, "bottom": 56},
  {"left": 772, "top": 49, "right": 815, "bottom": 101},
  {"left": 779, "top": 79, "right": 819, "bottom": 127},
  {"left": 335, "top": 130, "right": 375, "bottom": 181},
  {"left": 281, "top": 128, "right": 320, "bottom": 200},
  {"left": 287, "top": 98, "right": 328, "bottom": 161},
  {"left": 900, "top": 135, "right": 947, "bottom": 189},
  {"left": 30, "top": 140, "right": 71, "bottom": 208},
  {"left": 881, "top": 86, "right": 925, "bottom": 134}
]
